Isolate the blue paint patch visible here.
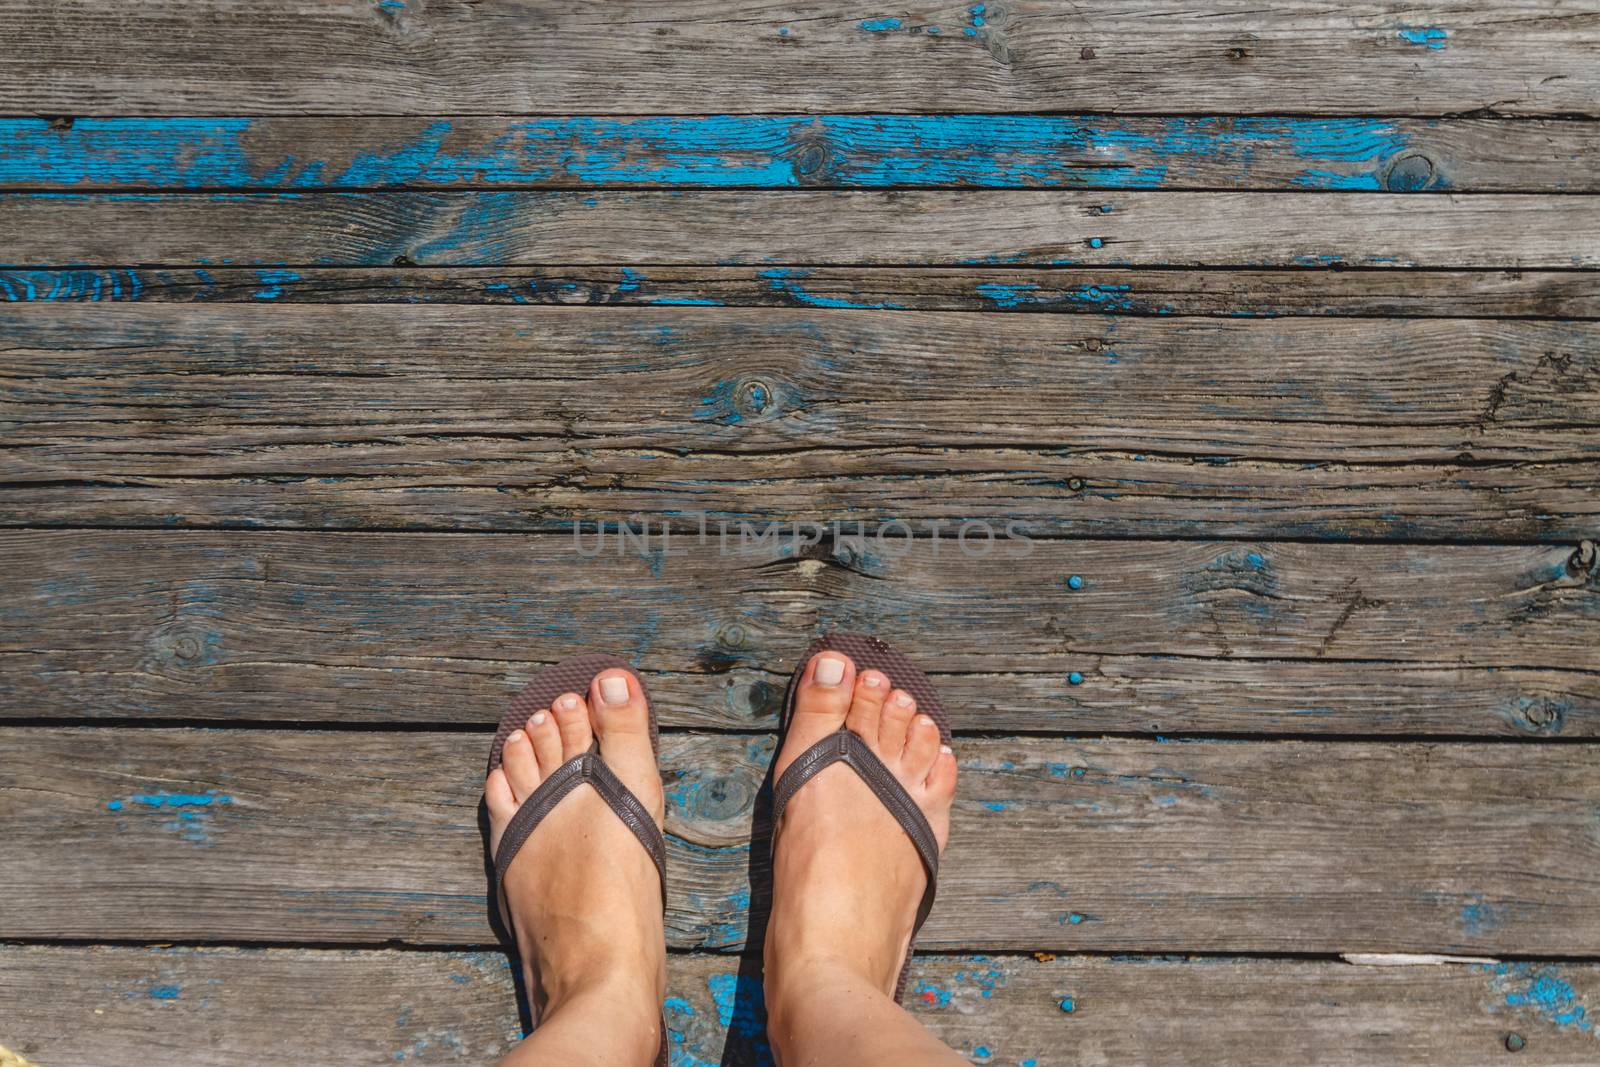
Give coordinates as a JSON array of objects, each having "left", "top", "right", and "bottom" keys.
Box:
[
  {"left": 663, "top": 996, "right": 695, "bottom": 1016},
  {"left": 706, "top": 973, "right": 773, "bottom": 1064},
  {"left": 915, "top": 980, "right": 954, "bottom": 1007},
  {"left": 1066, "top": 574, "right": 1084, "bottom": 590},
  {"left": 616, "top": 267, "right": 644, "bottom": 293},
  {"left": 252, "top": 268, "right": 300, "bottom": 300},
  {"left": 974, "top": 282, "right": 1040, "bottom": 309},
  {"left": 1398, "top": 26, "right": 1449, "bottom": 49},
  {"left": 1460, "top": 895, "right": 1509, "bottom": 936},
  {"left": 1060, "top": 997, "right": 1076, "bottom": 1012},
  {"left": 1068, "top": 672, "right": 1084, "bottom": 686},
  {"left": 984, "top": 801, "right": 1009, "bottom": 812},
  {"left": 107, "top": 789, "right": 234, "bottom": 845},
  {"left": 759, "top": 267, "right": 902, "bottom": 309},
  {"left": 860, "top": 17, "right": 902, "bottom": 32},
  {"left": 1245, "top": 552, "right": 1266, "bottom": 569},
  {"left": 147, "top": 985, "right": 181, "bottom": 1000},
  {"left": 1088, "top": 237, "right": 1104, "bottom": 249},
  {"left": 1481, "top": 963, "right": 1593, "bottom": 1032}
]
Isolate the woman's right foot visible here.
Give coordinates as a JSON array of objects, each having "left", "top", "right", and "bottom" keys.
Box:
[{"left": 764, "top": 650, "right": 958, "bottom": 1000}]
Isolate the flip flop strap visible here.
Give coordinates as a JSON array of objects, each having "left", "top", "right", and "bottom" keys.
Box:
[
  {"left": 493, "top": 748, "right": 667, "bottom": 928},
  {"left": 770, "top": 728, "right": 940, "bottom": 935}
]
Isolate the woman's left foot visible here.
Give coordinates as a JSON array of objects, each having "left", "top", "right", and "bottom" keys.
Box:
[{"left": 484, "top": 668, "right": 667, "bottom": 1048}]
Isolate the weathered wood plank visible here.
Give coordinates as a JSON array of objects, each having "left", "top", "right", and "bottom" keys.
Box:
[
  {"left": 3, "top": 946, "right": 1597, "bottom": 1066},
  {"left": 2, "top": 532, "right": 1596, "bottom": 735},
  {"left": 2, "top": 2, "right": 1594, "bottom": 116},
  {"left": 3, "top": 192, "right": 1597, "bottom": 268},
  {"left": 5, "top": 305, "right": 1597, "bottom": 538},
  {"left": 4, "top": 265, "right": 1598, "bottom": 320},
  {"left": 3, "top": 729, "right": 1597, "bottom": 954},
  {"left": 3, "top": 116, "right": 1594, "bottom": 192}
]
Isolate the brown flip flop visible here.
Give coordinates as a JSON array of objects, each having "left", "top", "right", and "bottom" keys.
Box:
[
  {"left": 772, "top": 631, "right": 952, "bottom": 1001},
  {"left": 486, "top": 653, "right": 668, "bottom": 1066}
]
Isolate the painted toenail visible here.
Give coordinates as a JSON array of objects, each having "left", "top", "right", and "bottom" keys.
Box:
[
  {"left": 509, "top": 729, "right": 528, "bottom": 744},
  {"left": 893, "top": 692, "right": 913, "bottom": 707},
  {"left": 600, "top": 675, "right": 630, "bottom": 705},
  {"left": 917, "top": 715, "right": 935, "bottom": 728},
  {"left": 862, "top": 673, "right": 883, "bottom": 688},
  {"left": 814, "top": 656, "right": 846, "bottom": 687},
  {"left": 940, "top": 745, "right": 953, "bottom": 754},
  {"left": 529, "top": 711, "right": 547, "bottom": 726},
  {"left": 558, "top": 694, "right": 581, "bottom": 711}
]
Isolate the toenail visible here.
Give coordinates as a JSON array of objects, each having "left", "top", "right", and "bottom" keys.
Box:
[
  {"left": 940, "top": 745, "right": 953, "bottom": 754},
  {"left": 861, "top": 673, "right": 883, "bottom": 688},
  {"left": 600, "top": 675, "right": 630, "bottom": 705},
  {"left": 893, "top": 692, "right": 913, "bottom": 707},
  {"left": 917, "top": 715, "right": 935, "bottom": 728},
  {"left": 529, "top": 711, "right": 547, "bottom": 726},
  {"left": 814, "top": 656, "right": 846, "bottom": 687},
  {"left": 508, "top": 729, "right": 528, "bottom": 744},
  {"left": 558, "top": 694, "right": 581, "bottom": 711}
]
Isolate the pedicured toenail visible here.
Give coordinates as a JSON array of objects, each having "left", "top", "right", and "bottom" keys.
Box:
[
  {"left": 558, "top": 694, "right": 582, "bottom": 711},
  {"left": 894, "top": 692, "right": 914, "bottom": 707},
  {"left": 600, "top": 676, "right": 630, "bottom": 705},
  {"left": 529, "top": 711, "right": 547, "bottom": 726},
  {"left": 509, "top": 729, "right": 528, "bottom": 744},
  {"left": 918, "top": 715, "right": 935, "bottom": 728},
  {"left": 814, "top": 656, "right": 846, "bottom": 687},
  {"left": 940, "top": 745, "right": 953, "bottom": 755},
  {"left": 862, "top": 673, "right": 884, "bottom": 688}
]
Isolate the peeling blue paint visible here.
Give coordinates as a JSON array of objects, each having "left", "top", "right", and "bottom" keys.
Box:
[
  {"left": 107, "top": 789, "right": 234, "bottom": 845},
  {"left": 1481, "top": 963, "right": 1592, "bottom": 1032},
  {"left": 0, "top": 116, "right": 1415, "bottom": 192},
  {"left": 759, "top": 267, "right": 904, "bottom": 309},
  {"left": 860, "top": 17, "right": 902, "bottom": 32},
  {"left": 1398, "top": 26, "right": 1449, "bottom": 49},
  {"left": 252, "top": 268, "right": 300, "bottom": 300}
]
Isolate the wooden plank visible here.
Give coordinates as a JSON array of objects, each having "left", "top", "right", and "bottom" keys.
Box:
[
  {"left": 3, "top": 192, "right": 1598, "bottom": 268},
  {"left": 3, "top": 946, "right": 1598, "bottom": 1066},
  {"left": 2, "top": 531, "right": 1596, "bottom": 736},
  {"left": 2, "top": 729, "right": 1597, "bottom": 954},
  {"left": 4, "top": 265, "right": 1599, "bottom": 319},
  {"left": 1, "top": 2, "right": 1594, "bottom": 116},
  {"left": 5, "top": 305, "right": 1597, "bottom": 539},
  {"left": 3, "top": 116, "right": 1595, "bottom": 192}
]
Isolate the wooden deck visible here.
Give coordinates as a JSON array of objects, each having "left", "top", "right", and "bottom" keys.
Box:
[{"left": 2, "top": 3, "right": 1598, "bottom": 1064}]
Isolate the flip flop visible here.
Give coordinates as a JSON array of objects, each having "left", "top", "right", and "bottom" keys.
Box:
[
  {"left": 772, "top": 631, "right": 952, "bottom": 1001},
  {"left": 486, "top": 653, "right": 668, "bottom": 1066}
]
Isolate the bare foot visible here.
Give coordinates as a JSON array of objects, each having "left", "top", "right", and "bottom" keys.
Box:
[
  {"left": 764, "top": 650, "right": 958, "bottom": 1001},
  {"left": 484, "top": 668, "right": 666, "bottom": 1062}
]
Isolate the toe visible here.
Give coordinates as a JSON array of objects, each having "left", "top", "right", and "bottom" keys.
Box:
[
  {"left": 925, "top": 745, "right": 958, "bottom": 799},
  {"left": 845, "top": 669, "right": 889, "bottom": 744},
  {"left": 485, "top": 767, "right": 517, "bottom": 822},
  {"left": 502, "top": 729, "right": 540, "bottom": 801},
  {"left": 590, "top": 668, "right": 651, "bottom": 742},
  {"left": 878, "top": 688, "right": 916, "bottom": 757},
  {"left": 552, "top": 691, "right": 593, "bottom": 760},
  {"left": 526, "top": 708, "right": 563, "bottom": 770},
  {"left": 904, "top": 714, "right": 942, "bottom": 780},
  {"left": 775, "top": 651, "right": 856, "bottom": 778}
]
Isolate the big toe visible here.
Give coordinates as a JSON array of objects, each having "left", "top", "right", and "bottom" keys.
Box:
[
  {"left": 590, "top": 668, "right": 663, "bottom": 819},
  {"left": 775, "top": 651, "right": 855, "bottom": 777}
]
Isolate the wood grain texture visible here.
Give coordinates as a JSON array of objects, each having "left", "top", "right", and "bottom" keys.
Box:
[
  {"left": 3, "top": 531, "right": 1596, "bottom": 735},
  {"left": 3, "top": 729, "right": 1598, "bottom": 954},
  {"left": 3, "top": 946, "right": 1597, "bottom": 1066},
  {"left": 5, "top": 305, "right": 1597, "bottom": 539},
  {"left": 3, "top": 115, "right": 1594, "bottom": 192},
  {"left": 1, "top": 1, "right": 1595, "bottom": 116},
  {"left": 3, "top": 192, "right": 1598, "bottom": 268},
  {"left": 4, "top": 265, "right": 1599, "bottom": 319}
]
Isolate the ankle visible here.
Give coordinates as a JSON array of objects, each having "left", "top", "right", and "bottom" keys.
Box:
[
  {"left": 530, "top": 954, "right": 663, "bottom": 1021},
  {"left": 535, "top": 976, "right": 663, "bottom": 1065}
]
